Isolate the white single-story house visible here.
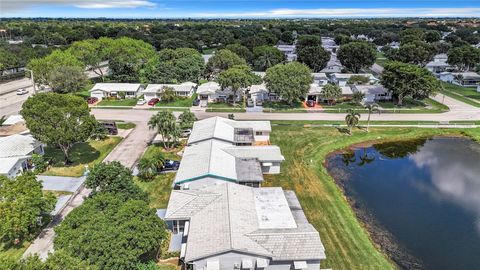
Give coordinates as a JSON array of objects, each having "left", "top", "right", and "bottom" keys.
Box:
[
  {"left": 452, "top": 72, "right": 480, "bottom": 87},
  {"left": 438, "top": 72, "right": 455, "bottom": 83},
  {"left": 249, "top": 83, "right": 279, "bottom": 102},
  {"left": 306, "top": 84, "right": 353, "bottom": 102},
  {"left": 164, "top": 183, "right": 326, "bottom": 270},
  {"left": 352, "top": 85, "right": 392, "bottom": 103},
  {"left": 197, "top": 82, "right": 242, "bottom": 103},
  {"left": 143, "top": 82, "right": 197, "bottom": 100},
  {"left": 89, "top": 83, "right": 144, "bottom": 100},
  {"left": 320, "top": 54, "right": 343, "bottom": 74},
  {"left": 275, "top": 45, "right": 297, "bottom": 62},
  {"left": 0, "top": 134, "right": 44, "bottom": 178},
  {"left": 426, "top": 54, "right": 452, "bottom": 73},
  {"left": 330, "top": 73, "right": 378, "bottom": 86},
  {"left": 173, "top": 117, "right": 283, "bottom": 189}
]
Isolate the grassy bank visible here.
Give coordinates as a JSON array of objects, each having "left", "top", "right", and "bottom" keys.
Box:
[
  {"left": 264, "top": 124, "right": 480, "bottom": 269},
  {"left": 439, "top": 82, "right": 480, "bottom": 108},
  {"left": 43, "top": 136, "right": 122, "bottom": 177}
]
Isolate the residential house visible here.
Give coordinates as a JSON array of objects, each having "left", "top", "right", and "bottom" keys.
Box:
[
  {"left": 89, "top": 83, "right": 144, "bottom": 100},
  {"left": 452, "top": 72, "right": 480, "bottom": 87},
  {"left": 438, "top": 72, "right": 455, "bottom": 83},
  {"left": 249, "top": 83, "right": 279, "bottom": 102},
  {"left": 275, "top": 45, "right": 297, "bottom": 62},
  {"left": 143, "top": 82, "right": 197, "bottom": 101},
  {"left": 352, "top": 85, "right": 392, "bottom": 103},
  {"left": 0, "top": 134, "right": 44, "bottom": 178},
  {"left": 311, "top": 73, "right": 329, "bottom": 86},
  {"left": 164, "top": 183, "right": 326, "bottom": 270},
  {"left": 197, "top": 82, "right": 241, "bottom": 103},
  {"left": 320, "top": 53, "right": 343, "bottom": 74},
  {"left": 173, "top": 117, "right": 284, "bottom": 190},
  {"left": 330, "top": 73, "right": 378, "bottom": 86},
  {"left": 321, "top": 37, "right": 338, "bottom": 52},
  {"left": 426, "top": 54, "right": 451, "bottom": 73},
  {"left": 306, "top": 84, "right": 353, "bottom": 103}
]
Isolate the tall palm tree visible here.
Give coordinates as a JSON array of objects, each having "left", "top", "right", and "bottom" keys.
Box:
[
  {"left": 137, "top": 157, "right": 158, "bottom": 180},
  {"left": 345, "top": 109, "right": 360, "bottom": 135},
  {"left": 364, "top": 103, "right": 379, "bottom": 132},
  {"left": 148, "top": 111, "right": 179, "bottom": 150}
]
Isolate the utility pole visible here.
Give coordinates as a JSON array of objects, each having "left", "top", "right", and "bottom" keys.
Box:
[{"left": 24, "top": 68, "right": 36, "bottom": 94}]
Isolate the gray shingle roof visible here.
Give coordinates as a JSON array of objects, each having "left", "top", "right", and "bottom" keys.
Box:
[{"left": 165, "top": 183, "right": 326, "bottom": 262}]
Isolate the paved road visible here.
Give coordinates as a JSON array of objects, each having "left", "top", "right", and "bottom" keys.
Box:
[
  {"left": 37, "top": 175, "right": 85, "bottom": 192},
  {"left": 0, "top": 84, "right": 34, "bottom": 116}
]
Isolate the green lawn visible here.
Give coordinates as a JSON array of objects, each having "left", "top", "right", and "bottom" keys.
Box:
[
  {"left": 116, "top": 122, "right": 136, "bottom": 129},
  {"left": 43, "top": 136, "right": 122, "bottom": 177},
  {"left": 206, "top": 102, "right": 246, "bottom": 112},
  {"left": 439, "top": 82, "right": 480, "bottom": 107},
  {"left": 134, "top": 144, "right": 183, "bottom": 208},
  {"left": 0, "top": 241, "right": 30, "bottom": 261},
  {"left": 264, "top": 125, "right": 480, "bottom": 269},
  {"left": 97, "top": 98, "right": 139, "bottom": 106},
  {"left": 156, "top": 94, "right": 197, "bottom": 108}
]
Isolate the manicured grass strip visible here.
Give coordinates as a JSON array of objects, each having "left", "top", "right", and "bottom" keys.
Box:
[
  {"left": 265, "top": 125, "right": 480, "bottom": 269},
  {"left": 116, "top": 122, "right": 136, "bottom": 129},
  {"left": 155, "top": 94, "right": 196, "bottom": 108},
  {"left": 206, "top": 108, "right": 246, "bottom": 112},
  {"left": 43, "top": 136, "right": 122, "bottom": 177},
  {"left": 97, "top": 98, "right": 138, "bottom": 106}
]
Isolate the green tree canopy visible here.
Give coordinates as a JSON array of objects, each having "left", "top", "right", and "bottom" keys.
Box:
[
  {"left": 48, "top": 65, "right": 88, "bottom": 93},
  {"left": 424, "top": 31, "right": 441, "bottom": 43},
  {"left": 337, "top": 41, "right": 376, "bottom": 73},
  {"left": 381, "top": 61, "right": 440, "bottom": 106},
  {"left": 54, "top": 193, "right": 166, "bottom": 270},
  {"left": 21, "top": 93, "right": 100, "bottom": 164},
  {"left": 225, "top": 44, "right": 253, "bottom": 63},
  {"left": 179, "top": 111, "right": 197, "bottom": 129},
  {"left": 447, "top": 45, "right": 480, "bottom": 71},
  {"left": 297, "top": 45, "right": 330, "bottom": 72},
  {"left": 217, "top": 65, "right": 261, "bottom": 105},
  {"left": 393, "top": 40, "right": 436, "bottom": 66},
  {"left": 264, "top": 62, "right": 313, "bottom": 104},
  {"left": 205, "top": 49, "right": 246, "bottom": 76},
  {"left": 67, "top": 37, "right": 113, "bottom": 79},
  {"left": 0, "top": 250, "right": 97, "bottom": 270},
  {"left": 252, "top": 46, "right": 285, "bottom": 71},
  {"left": 106, "top": 37, "right": 156, "bottom": 82},
  {"left": 296, "top": 35, "right": 321, "bottom": 51},
  {"left": 334, "top": 34, "right": 352, "bottom": 45},
  {"left": 0, "top": 174, "right": 56, "bottom": 244},
  {"left": 85, "top": 161, "right": 147, "bottom": 201},
  {"left": 27, "top": 49, "right": 84, "bottom": 88}
]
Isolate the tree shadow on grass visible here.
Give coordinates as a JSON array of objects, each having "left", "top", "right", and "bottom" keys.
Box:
[
  {"left": 45, "top": 142, "right": 99, "bottom": 167},
  {"left": 336, "top": 127, "right": 351, "bottom": 135}
]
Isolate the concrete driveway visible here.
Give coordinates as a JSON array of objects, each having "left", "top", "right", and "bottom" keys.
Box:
[{"left": 37, "top": 175, "right": 85, "bottom": 192}]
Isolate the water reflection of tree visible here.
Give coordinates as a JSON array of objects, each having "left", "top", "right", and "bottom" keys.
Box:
[
  {"left": 341, "top": 150, "right": 356, "bottom": 165},
  {"left": 358, "top": 148, "right": 375, "bottom": 166},
  {"left": 374, "top": 138, "right": 427, "bottom": 158}
]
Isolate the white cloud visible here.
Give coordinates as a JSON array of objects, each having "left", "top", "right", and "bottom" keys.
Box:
[
  {"left": 1, "top": 0, "right": 156, "bottom": 11},
  {"left": 194, "top": 7, "right": 480, "bottom": 18}
]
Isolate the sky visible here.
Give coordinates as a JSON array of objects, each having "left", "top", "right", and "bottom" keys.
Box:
[{"left": 1, "top": 0, "right": 480, "bottom": 18}]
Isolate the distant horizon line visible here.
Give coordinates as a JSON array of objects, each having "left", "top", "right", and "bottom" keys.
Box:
[{"left": 1, "top": 16, "right": 479, "bottom": 20}]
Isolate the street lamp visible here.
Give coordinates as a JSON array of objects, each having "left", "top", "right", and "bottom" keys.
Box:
[{"left": 24, "top": 68, "right": 36, "bottom": 94}]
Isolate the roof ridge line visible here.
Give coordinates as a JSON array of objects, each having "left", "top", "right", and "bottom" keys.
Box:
[{"left": 226, "top": 184, "right": 234, "bottom": 251}]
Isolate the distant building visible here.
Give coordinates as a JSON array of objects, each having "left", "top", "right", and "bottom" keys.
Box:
[
  {"left": 165, "top": 183, "right": 326, "bottom": 270},
  {"left": 173, "top": 117, "right": 284, "bottom": 190},
  {"left": 0, "top": 134, "right": 44, "bottom": 178},
  {"left": 306, "top": 84, "right": 353, "bottom": 103},
  {"left": 426, "top": 54, "right": 451, "bottom": 73},
  {"left": 275, "top": 45, "right": 297, "bottom": 62},
  {"left": 330, "top": 73, "right": 378, "bottom": 86},
  {"left": 451, "top": 72, "right": 480, "bottom": 87},
  {"left": 197, "top": 82, "right": 240, "bottom": 103},
  {"left": 352, "top": 85, "right": 392, "bottom": 103}
]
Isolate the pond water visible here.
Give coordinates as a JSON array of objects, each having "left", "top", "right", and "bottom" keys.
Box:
[{"left": 326, "top": 137, "right": 480, "bottom": 270}]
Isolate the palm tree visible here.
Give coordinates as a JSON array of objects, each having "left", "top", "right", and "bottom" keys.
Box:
[
  {"left": 148, "top": 111, "right": 179, "bottom": 150},
  {"left": 345, "top": 109, "right": 360, "bottom": 135},
  {"left": 352, "top": 91, "right": 365, "bottom": 105},
  {"left": 321, "top": 84, "right": 342, "bottom": 105},
  {"left": 137, "top": 157, "right": 158, "bottom": 180},
  {"left": 364, "top": 103, "right": 379, "bottom": 132}
]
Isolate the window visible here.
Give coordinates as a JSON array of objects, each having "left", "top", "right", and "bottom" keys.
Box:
[{"left": 255, "top": 131, "right": 263, "bottom": 136}]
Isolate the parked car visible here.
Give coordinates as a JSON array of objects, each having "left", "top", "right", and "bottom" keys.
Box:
[
  {"left": 192, "top": 99, "right": 200, "bottom": 106},
  {"left": 136, "top": 98, "right": 146, "bottom": 105},
  {"left": 86, "top": 97, "right": 98, "bottom": 104},
  {"left": 162, "top": 159, "right": 180, "bottom": 171},
  {"left": 306, "top": 100, "right": 316, "bottom": 107},
  {"left": 181, "top": 129, "right": 192, "bottom": 137},
  {"left": 148, "top": 98, "right": 160, "bottom": 106},
  {"left": 16, "top": 88, "right": 28, "bottom": 95},
  {"left": 255, "top": 99, "right": 263, "bottom": 106},
  {"left": 247, "top": 98, "right": 254, "bottom": 107},
  {"left": 100, "top": 121, "right": 118, "bottom": 135}
]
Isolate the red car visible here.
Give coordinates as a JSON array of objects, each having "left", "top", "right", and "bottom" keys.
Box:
[
  {"left": 306, "top": 100, "right": 316, "bottom": 107},
  {"left": 148, "top": 98, "right": 160, "bottom": 106},
  {"left": 87, "top": 97, "right": 98, "bottom": 104}
]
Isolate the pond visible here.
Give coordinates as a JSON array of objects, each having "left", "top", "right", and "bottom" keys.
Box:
[{"left": 326, "top": 137, "right": 480, "bottom": 270}]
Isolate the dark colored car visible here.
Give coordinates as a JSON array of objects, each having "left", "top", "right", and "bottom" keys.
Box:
[
  {"left": 306, "top": 100, "right": 316, "bottom": 107},
  {"left": 162, "top": 159, "right": 180, "bottom": 171},
  {"left": 87, "top": 97, "right": 98, "bottom": 104},
  {"left": 192, "top": 99, "right": 200, "bottom": 106},
  {"left": 100, "top": 121, "right": 118, "bottom": 135},
  {"left": 148, "top": 98, "right": 160, "bottom": 106}
]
